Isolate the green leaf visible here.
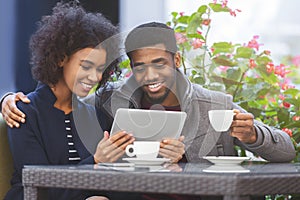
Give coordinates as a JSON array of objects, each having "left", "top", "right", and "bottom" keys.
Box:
[
  {"left": 181, "top": 41, "right": 192, "bottom": 51},
  {"left": 256, "top": 56, "right": 272, "bottom": 66},
  {"left": 277, "top": 108, "right": 290, "bottom": 127},
  {"left": 212, "top": 41, "right": 233, "bottom": 48},
  {"left": 119, "top": 59, "right": 130, "bottom": 69},
  {"left": 89, "top": 83, "right": 99, "bottom": 94},
  {"left": 178, "top": 16, "right": 189, "bottom": 24},
  {"left": 284, "top": 88, "right": 300, "bottom": 97},
  {"left": 174, "top": 26, "right": 187, "bottom": 32},
  {"left": 235, "top": 82, "right": 270, "bottom": 102},
  {"left": 197, "top": 5, "right": 208, "bottom": 14},
  {"left": 204, "top": 82, "right": 226, "bottom": 92},
  {"left": 257, "top": 87, "right": 275, "bottom": 97},
  {"left": 285, "top": 121, "right": 300, "bottom": 129},
  {"left": 191, "top": 70, "right": 197, "bottom": 75},
  {"left": 236, "top": 88, "right": 259, "bottom": 101},
  {"left": 191, "top": 75, "right": 206, "bottom": 85},
  {"left": 211, "top": 42, "right": 234, "bottom": 55},
  {"left": 236, "top": 59, "right": 250, "bottom": 73},
  {"left": 285, "top": 98, "right": 300, "bottom": 107},
  {"left": 209, "top": 75, "right": 242, "bottom": 86},
  {"left": 227, "top": 68, "right": 242, "bottom": 81},
  {"left": 186, "top": 33, "right": 205, "bottom": 40},
  {"left": 186, "top": 13, "right": 202, "bottom": 34},
  {"left": 171, "top": 12, "right": 178, "bottom": 18},
  {"left": 255, "top": 67, "right": 279, "bottom": 84},
  {"left": 212, "top": 55, "right": 236, "bottom": 67},
  {"left": 208, "top": 3, "right": 230, "bottom": 12},
  {"left": 247, "top": 107, "right": 264, "bottom": 118},
  {"left": 235, "top": 47, "right": 254, "bottom": 58}
]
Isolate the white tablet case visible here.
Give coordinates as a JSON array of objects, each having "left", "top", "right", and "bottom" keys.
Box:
[{"left": 111, "top": 108, "right": 187, "bottom": 141}]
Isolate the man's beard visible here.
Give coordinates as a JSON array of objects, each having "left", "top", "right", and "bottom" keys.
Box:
[
  {"left": 145, "top": 87, "right": 171, "bottom": 104},
  {"left": 144, "top": 77, "right": 176, "bottom": 104}
]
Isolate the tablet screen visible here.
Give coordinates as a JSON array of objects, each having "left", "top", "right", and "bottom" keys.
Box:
[{"left": 110, "top": 108, "right": 187, "bottom": 141}]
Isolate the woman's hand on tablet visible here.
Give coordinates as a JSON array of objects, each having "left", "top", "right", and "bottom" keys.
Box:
[
  {"left": 159, "top": 135, "right": 185, "bottom": 163},
  {"left": 94, "top": 130, "right": 135, "bottom": 163}
]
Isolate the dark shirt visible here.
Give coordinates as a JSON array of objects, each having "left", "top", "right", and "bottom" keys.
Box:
[{"left": 5, "top": 83, "right": 103, "bottom": 200}]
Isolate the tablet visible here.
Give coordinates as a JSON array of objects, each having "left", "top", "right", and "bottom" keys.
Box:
[{"left": 110, "top": 108, "right": 187, "bottom": 141}]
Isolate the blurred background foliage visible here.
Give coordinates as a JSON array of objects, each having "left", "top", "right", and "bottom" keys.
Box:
[{"left": 166, "top": 1, "right": 300, "bottom": 163}]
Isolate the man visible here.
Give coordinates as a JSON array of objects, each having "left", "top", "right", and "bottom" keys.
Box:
[{"left": 1, "top": 22, "right": 296, "bottom": 163}]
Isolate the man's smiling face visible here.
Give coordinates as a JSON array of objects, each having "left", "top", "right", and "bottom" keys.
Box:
[{"left": 130, "top": 44, "right": 180, "bottom": 105}]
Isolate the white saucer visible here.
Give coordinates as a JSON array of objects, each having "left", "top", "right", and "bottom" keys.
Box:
[
  {"left": 203, "top": 156, "right": 250, "bottom": 165},
  {"left": 203, "top": 165, "right": 250, "bottom": 173},
  {"left": 122, "top": 157, "right": 170, "bottom": 165}
]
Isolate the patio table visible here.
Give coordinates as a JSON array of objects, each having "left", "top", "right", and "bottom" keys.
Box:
[{"left": 22, "top": 161, "right": 300, "bottom": 200}]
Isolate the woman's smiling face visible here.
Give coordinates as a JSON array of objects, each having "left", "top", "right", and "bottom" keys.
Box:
[{"left": 62, "top": 47, "right": 107, "bottom": 97}]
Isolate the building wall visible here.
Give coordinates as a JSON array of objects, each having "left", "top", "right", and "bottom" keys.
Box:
[{"left": 0, "top": 0, "right": 16, "bottom": 98}]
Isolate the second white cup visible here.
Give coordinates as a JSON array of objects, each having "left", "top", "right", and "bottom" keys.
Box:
[
  {"left": 125, "top": 141, "right": 160, "bottom": 159},
  {"left": 208, "top": 110, "right": 235, "bottom": 132}
]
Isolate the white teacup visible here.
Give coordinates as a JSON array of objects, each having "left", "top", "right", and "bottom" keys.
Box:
[
  {"left": 208, "top": 110, "right": 235, "bottom": 132},
  {"left": 125, "top": 141, "right": 160, "bottom": 159}
]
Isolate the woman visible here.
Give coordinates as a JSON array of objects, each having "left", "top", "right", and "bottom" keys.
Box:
[{"left": 5, "top": 1, "right": 134, "bottom": 200}]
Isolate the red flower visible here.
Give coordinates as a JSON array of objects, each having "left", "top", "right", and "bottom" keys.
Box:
[
  {"left": 191, "top": 38, "right": 205, "bottom": 49},
  {"left": 249, "top": 59, "right": 256, "bottom": 69},
  {"left": 274, "top": 64, "right": 291, "bottom": 78},
  {"left": 125, "top": 71, "right": 132, "bottom": 78},
  {"left": 283, "top": 101, "right": 291, "bottom": 108},
  {"left": 292, "top": 116, "right": 300, "bottom": 121},
  {"left": 175, "top": 33, "right": 187, "bottom": 44},
  {"left": 229, "top": 9, "right": 241, "bottom": 17},
  {"left": 222, "top": 0, "right": 228, "bottom": 7},
  {"left": 218, "top": 66, "right": 229, "bottom": 72},
  {"left": 282, "top": 128, "right": 293, "bottom": 137},
  {"left": 279, "top": 80, "right": 295, "bottom": 90},
  {"left": 247, "top": 35, "right": 263, "bottom": 51},
  {"left": 197, "top": 29, "right": 202, "bottom": 35},
  {"left": 292, "top": 55, "right": 300, "bottom": 67},
  {"left": 202, "top": 19, "right": 211, "bottom": 26},
  {"left": 266, "top": 62, "right": 274, "bottom": 73},
  {"left": 269, "top": 97, "right": 276, "bottom": 103},
  {"left": 279, "top": 94, "right": 285, "bottom": 100},
  {"left": 264, "top": 50, "right": 271, "bottom": 55}
]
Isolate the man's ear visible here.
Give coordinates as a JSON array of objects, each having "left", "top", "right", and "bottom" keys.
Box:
[{"left": 174, "top": 52, "right": 181, "bottom": 69}]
